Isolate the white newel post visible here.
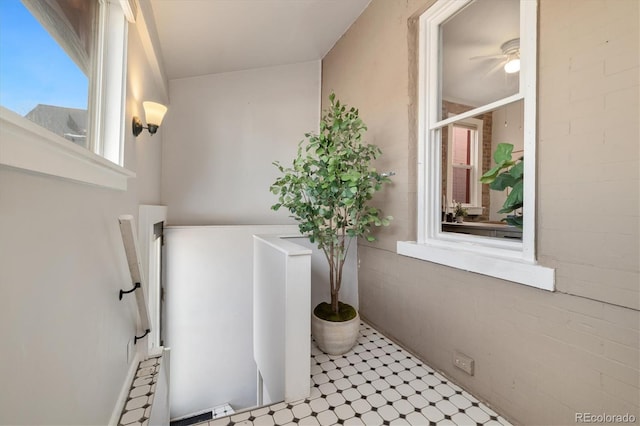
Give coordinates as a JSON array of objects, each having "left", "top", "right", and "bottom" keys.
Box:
[{"left": 253, "top": 235, "right": 311, "bottom": 404}]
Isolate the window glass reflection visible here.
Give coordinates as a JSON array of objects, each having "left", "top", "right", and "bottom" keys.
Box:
[
  {"left": 439, "top": 0, "right": 520, "bottom": 121},
  {"left": 442, "top": 100, "right": 524, "bottom": 240}
]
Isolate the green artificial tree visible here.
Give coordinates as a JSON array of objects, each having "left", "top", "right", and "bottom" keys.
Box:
[{"left": 271, "top": 93, "right": 392, "bottom": 320}]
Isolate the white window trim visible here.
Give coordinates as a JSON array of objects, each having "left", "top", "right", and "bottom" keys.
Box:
[
  {"left": 138, "top": 205, "right": 168, "bottom": 352},
  {"left": 0, "top": 0, "right": 135, "bottom": 190},
  {"left": 446, "top": 117, "right": 483, "bottom": 212},
  {"left": 0, "top": 107, "right": 134, "bottom": 190},
  {"left": 397, "top": 0, "right": 555, "bottom": 291}
]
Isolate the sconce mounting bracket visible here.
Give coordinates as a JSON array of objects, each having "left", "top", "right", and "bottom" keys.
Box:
[{"left": 132, "top": 116, "right": 144, "bottom": 137}]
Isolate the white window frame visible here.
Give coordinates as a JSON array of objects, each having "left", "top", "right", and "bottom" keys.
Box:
[
  {"left": 0, "top": 0, "right": 135, "bottom": 190},
  {"left": 446, "top": 117, "right": 483, "bottom": 213},
  {"left": 397, "top": 0, "right": 554, "bottom": 291}
]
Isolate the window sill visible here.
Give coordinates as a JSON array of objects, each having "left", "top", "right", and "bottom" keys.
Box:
[
  {"left": 397, "top": 240, "right": 555, "bottom": 291},
  {"left": 0, "top": 107, "right": 135, "bottom": 190},
  {"left": 464, "top": 206, "right": 484, "bottom": 216}
]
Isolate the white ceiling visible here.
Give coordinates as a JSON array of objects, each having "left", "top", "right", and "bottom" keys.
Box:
[
  {"left": 147, "top": 0, "right": 519, "bottom": 106},
  {"left": 442, "top": 0, "right": 520, "bottom": 107},
  {"left": 149, "top": 0, "right": 371, "bottom": 80}
]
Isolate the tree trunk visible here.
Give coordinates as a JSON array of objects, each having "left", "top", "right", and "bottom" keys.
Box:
[{"left": 331, "top": 252, "right": 344, "bottom": 314}]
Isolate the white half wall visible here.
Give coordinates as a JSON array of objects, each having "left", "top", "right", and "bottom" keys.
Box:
[
  {"left": 253, "top": 235, "right": 311, "bottom": 404},
  {"left": 164, "top": 225, "right": 298, "bottom": 419},
  {"left": 163, "top": 225, "right": 358, "bottom": 419},
  {"left": 161, "top": 61, "right": 321, "bottom": 225}
]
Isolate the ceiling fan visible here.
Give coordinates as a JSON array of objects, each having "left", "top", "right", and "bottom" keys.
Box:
[{"left": 470, "top": 38, "right": 520, "bottom": 74}]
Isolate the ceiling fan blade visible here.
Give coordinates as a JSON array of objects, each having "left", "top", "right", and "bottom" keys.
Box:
[
  {"left": 484, "top": 60, "right": 508, "bottom": 76},
  {"left": 469, "top": 54, "right": 507, "bottom": 60}
]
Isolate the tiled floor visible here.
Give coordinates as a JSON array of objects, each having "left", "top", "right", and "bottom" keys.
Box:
[
  {"left": 119, "top": 354, "right": 163, "bottom": 426},
  {"left": 203, "top": 322, "right": 512, "bottom": 426}
]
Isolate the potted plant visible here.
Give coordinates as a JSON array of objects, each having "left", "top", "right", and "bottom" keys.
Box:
[
  {"left": 452, "top": 201, "right": 468, "bottom": 223},
  {"left": 480, "top": 143, "right": 523, "bottom": 228},
  {"left": 270, "top": 93, "right": 392, "bottom": 355}
]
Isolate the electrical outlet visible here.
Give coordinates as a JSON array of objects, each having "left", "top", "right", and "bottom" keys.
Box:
[{"left": 453, "top": 350, "right": 475, "bottom": 375}]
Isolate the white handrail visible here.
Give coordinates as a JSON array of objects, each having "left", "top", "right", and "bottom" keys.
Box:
[{"left": 118, "top": 214, "right": 151, "bottom": 333}]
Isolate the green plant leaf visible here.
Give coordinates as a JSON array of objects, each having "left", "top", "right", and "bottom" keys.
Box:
[
  {"left": 509, "top": 160, "right": 524, "bottom": 179},
  {"left": 480, "top": 165, "right": 502, "bottom": 183},
  {"left": 489, "top": 172, "right": 517, "bottom": 191},
  {"left": 504, "top": 215, "right": 523, "bottom": 228},
  {"left": 500, "top": 181, "right": 523, "bottom": 212},
  {"left": 480, "top": 160, "right": 514, "bottom": 183},
  {"left": 494, "top": 143, "right": 514, "bottom": 163}
]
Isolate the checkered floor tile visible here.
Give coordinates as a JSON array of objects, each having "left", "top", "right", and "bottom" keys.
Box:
[{"left": 200, "top": 322, "right": 512, "bottom": 426}]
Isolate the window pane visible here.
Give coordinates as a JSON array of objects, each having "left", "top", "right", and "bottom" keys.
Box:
[
  {"left": 441, "top": 100, "right": 523, "bottom": 238},
  {"left": 0, "top": 0, "right": 95, "bottom": 148},
  {"left": 451, "top": 168, "right": 470, "bottom": 204},
  {"left": 439, "top": 0, "right": 520, "bottom": 120},
  {"left": 452, "top": 126, "right": 471, "bottom": 165},
  {"left": 451, "top": 125, "right": 472, "bottom": 204}
]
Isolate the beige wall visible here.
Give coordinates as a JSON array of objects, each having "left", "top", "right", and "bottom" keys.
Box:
[{"left": 322, "top": 0, "right": 639, "bottom": 424}]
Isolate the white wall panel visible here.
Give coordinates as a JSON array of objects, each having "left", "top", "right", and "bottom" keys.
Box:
[{"left": 161, "top": 61, "right": 321, "bottom": 225}]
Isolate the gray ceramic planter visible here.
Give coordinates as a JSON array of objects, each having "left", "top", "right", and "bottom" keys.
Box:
[{"left": 311, "top": 310, "right": 360, "bottom": 355}]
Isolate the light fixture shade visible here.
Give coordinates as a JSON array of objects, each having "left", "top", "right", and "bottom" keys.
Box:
[
  {"left": 504, "top": 58, "right": 521, "bottom": 74},
  {"left": 143, "top": 101, "right": 168, "bottom": 126}
]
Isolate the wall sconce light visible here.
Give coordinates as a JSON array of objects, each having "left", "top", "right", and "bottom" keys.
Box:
[{"left": 132, "top": 101, "right": 168, "bottom": 137}]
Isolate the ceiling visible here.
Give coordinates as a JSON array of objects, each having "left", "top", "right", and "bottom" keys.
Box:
[
  {"left": 441, "top": 0, "right": 520, "bottom": 107},
  {"left": 148, "top": 0, "right": 371, "bottom": 80},
  {"left": 147, "top": 0, "right": 518, "bottom": 106}
]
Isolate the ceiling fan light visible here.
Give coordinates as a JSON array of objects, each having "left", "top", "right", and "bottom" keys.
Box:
[{"left": 504, "top": 58, "right": 520, "bottom": 74}]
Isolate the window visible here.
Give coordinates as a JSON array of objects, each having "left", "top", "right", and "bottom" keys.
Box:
[
  {"left": 0, "top": 0, "right": 95, "bottom": 148},
  {"left": 445, "top": 117, "right": 483, "bottom": 214},
  {"left": 397, "top": 0, "right": 554, "bottom": 290},
  {"left": 0, "top": 0, "right": 135, "bottom": 190}
]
